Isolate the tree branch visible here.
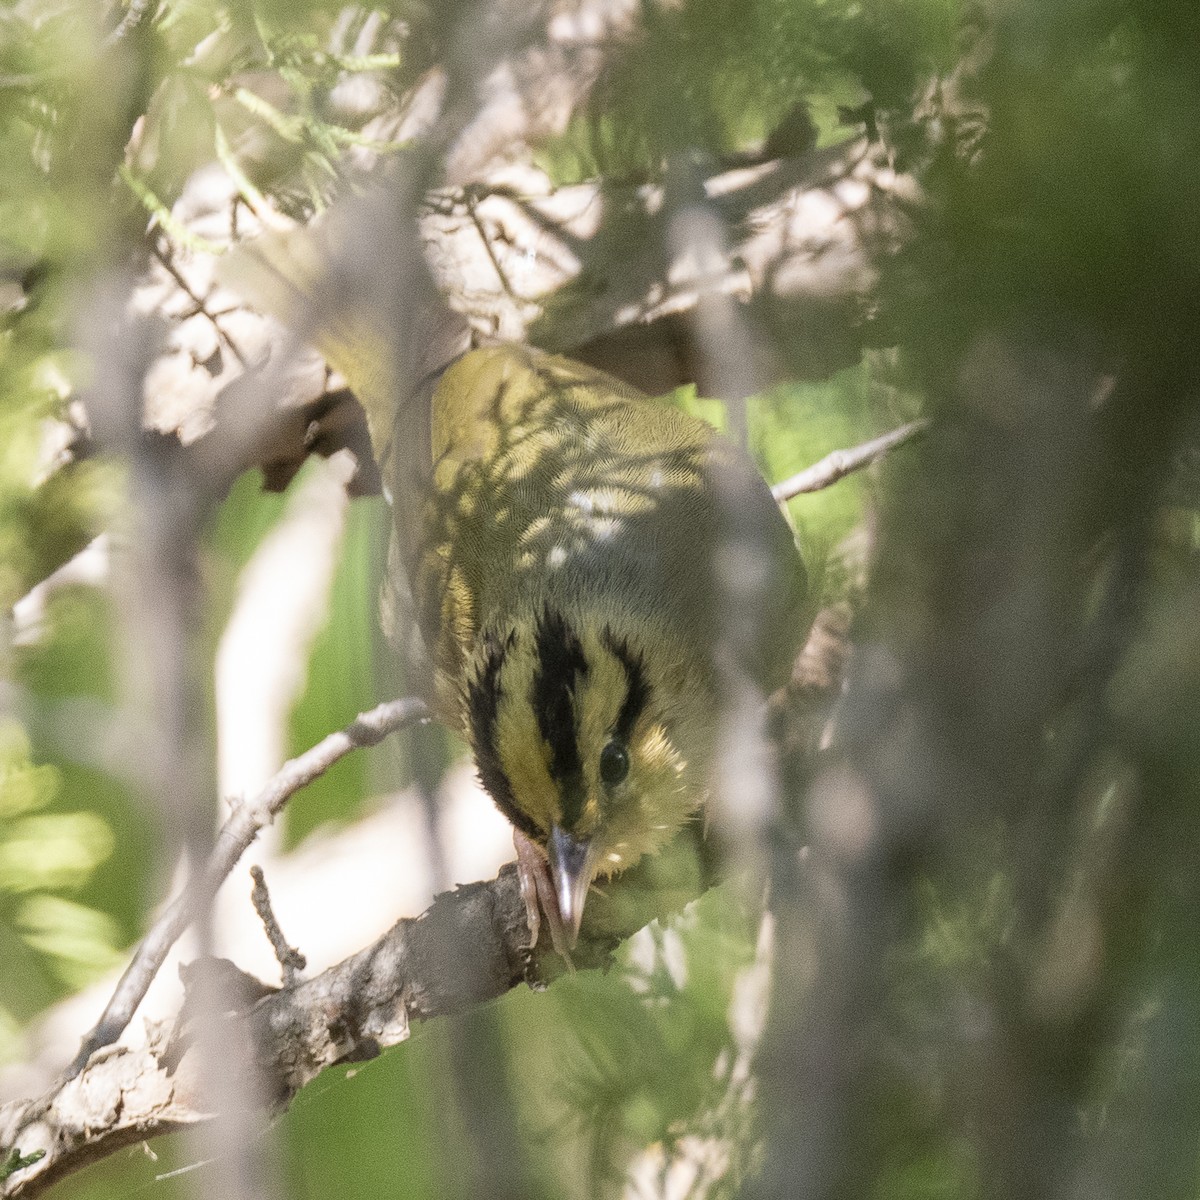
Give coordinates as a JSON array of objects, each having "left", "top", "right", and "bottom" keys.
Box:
[
  {"left": 62, "top": 697, "right": 430, "bottom": 1082},
  {"left": 249, "top": 866, "right": 307, "bottom": 987},
  {"left": 0, "top": 864, "right": 530, "bottom": 1200},
  {"left": 771, "top": 419, "right": 928, "bottom": 502}
]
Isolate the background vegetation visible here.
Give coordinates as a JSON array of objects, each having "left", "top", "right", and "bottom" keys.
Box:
[{"left": 4, "top": 0, "right": 1200, "bottom": 1198}]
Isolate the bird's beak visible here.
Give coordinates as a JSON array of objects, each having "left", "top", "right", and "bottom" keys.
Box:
[{"left": 547, "top": 825, "right": 595, "bottom": 948}]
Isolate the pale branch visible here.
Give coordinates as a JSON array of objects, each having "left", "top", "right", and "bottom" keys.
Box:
[
  {"left": 1, "top": 815, "right": 787, "bottom": 1198},
  {"left": 0, "top": 865, "right": 531, "bottom": 1200},
  {"left": 249, "top": 866, "right": 307, "bottom": 987},
  {"left": 771, "top": 419, "right": 929, "bottom": 503},
  {"left": 63, "top": 696, "right": 430, "bottom": 1082}
]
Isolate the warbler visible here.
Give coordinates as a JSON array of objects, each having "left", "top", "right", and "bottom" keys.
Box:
[
  {"left": 398, "top": 346, "right": 807, "bottom": 953},
  {"left": 223, "top": 237, "right": 807, "bottom": 953}
]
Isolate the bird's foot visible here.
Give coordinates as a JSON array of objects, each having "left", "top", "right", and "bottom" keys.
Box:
[{"left": 513, "top": 829, "right": 575, "bottom": 967}]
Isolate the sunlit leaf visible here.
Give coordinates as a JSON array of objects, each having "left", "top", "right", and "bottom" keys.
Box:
[{"left": 14, "top": 894, "right": 124, "bottom": 988}]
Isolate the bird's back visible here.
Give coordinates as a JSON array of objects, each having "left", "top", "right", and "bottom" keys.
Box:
[{"left": 404, "top": 345, "right": 806, "bottom": 725}]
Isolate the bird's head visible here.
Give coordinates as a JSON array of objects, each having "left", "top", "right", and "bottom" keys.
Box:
[{"left": 464, "top": 604, "right": 713, "bottom": 945}]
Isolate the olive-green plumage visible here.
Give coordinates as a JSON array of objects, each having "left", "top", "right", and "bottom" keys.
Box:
[
  {"left": 223, "top": 231, "right": 806, "bottom": 947},
  {"left": 403, "top": 345, "right": 807, "bottom": 942}
]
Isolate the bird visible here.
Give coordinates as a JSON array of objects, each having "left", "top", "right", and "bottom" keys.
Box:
[
  {"left": 396, "top": 345, "right": 808, "bottom": 954},
  {"left": 222, "top": 234, "right": 807, "bottom": 955}
]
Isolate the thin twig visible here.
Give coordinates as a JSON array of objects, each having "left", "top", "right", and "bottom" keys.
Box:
[
  {"left": 249, "top": 866, "right": 306, "bottom": 987},
  {"left": 467, "top": 194, "right": 520, "bottom": 302},
  {"left": 151, "top": 242, "right": 249, "bottom": 368},
  {"left": 63, "top": 696, "right": 429, "bottom": 1081},
  {"left": 771, "top": 418, "right": 929, "bottom": 502}
]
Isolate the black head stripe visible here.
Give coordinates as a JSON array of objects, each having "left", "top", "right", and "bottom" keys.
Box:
[
  {"left": 604, "top": 630, "right": 650, "bottom": 744},
  {"left": 468, "top": 630, "right": 537, "bottom": 838},
  {"left": 532, "top": 607, "right": 589, "bottom": 828}
]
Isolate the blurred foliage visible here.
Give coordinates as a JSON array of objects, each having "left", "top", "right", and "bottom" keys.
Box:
[
  {"left": 0, "top": 724, "right": 121, "bottom": 1061},
  {"left": 124, "top": 4, "right": 407, "bottom": 226},
  {"left": 537, "top": 0, "right": 959, "bottom": 182},
  {"left": 203, "top": 466, "right": 398, "bottom": 841},
  {"left": 5, "top": 0, "right": 1200, "bottom": 1198},
  {"left": 283, "top": 491, "right": 393, "bottom": 842},
  {"left": 0, "top": 0, "right": 410, "bottom": 1068},
  {"left": 517, "top": 887, "right": 765, "bottom": 1196},
  {"left": 677, "top": 361, "right": 887, "bottom": 608}
]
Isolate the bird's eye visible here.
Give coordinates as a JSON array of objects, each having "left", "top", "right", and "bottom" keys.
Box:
[{"left": 599, "top": 739, "right": 630, "bottom": 786}]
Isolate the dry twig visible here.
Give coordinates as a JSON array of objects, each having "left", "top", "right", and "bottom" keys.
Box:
[
  {"left": 771, "top": 419, "right": 928, "bottom": 502},
  {"left": 249, "top": 866, "right": 307, "bottom": 987},
  {"left": 63, "top": 697, "right": 429, "bottom": 1081}
]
